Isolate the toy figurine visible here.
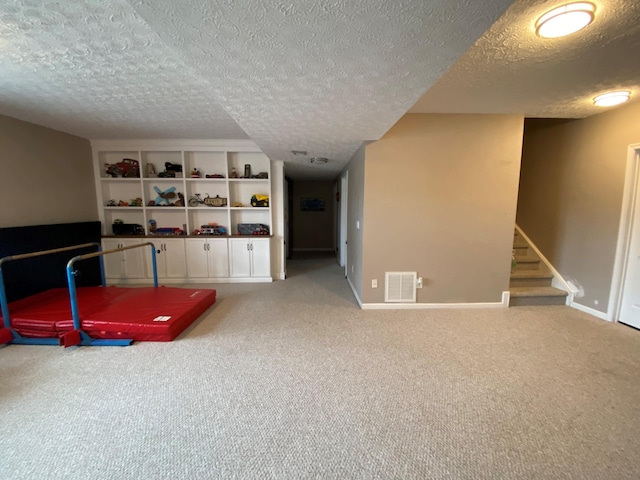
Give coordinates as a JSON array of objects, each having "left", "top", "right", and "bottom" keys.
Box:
[{"left": 153, "top": 185, "right": 177, "bottom": 205}]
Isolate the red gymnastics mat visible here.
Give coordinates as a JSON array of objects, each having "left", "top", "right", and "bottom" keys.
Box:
[{"left": 4, "top": 286, "right": 216, "bottom": 342}]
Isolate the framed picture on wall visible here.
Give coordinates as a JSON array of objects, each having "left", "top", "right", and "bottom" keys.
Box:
[{"left": 300, "top": 198, "right": 325, "bottom": 212}]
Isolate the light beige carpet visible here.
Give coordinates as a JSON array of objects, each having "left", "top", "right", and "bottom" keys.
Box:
[{"left": 2, "top": 254, "right": 640, "bottom": 479}]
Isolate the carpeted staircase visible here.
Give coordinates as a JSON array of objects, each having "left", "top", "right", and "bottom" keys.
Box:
[{"left": 509, "top": 229, "right": 568, "bottom": 306}]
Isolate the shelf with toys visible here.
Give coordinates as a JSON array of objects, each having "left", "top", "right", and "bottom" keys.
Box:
[
  {"left": 92, "top": 140, "right": 281, "bottom": 283},
  {"left": 94, "top": 143, "right": 273, "bottom": 239}
]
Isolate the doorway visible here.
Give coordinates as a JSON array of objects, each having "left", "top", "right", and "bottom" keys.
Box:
[
  {"left": 339, "top": 171, "right": 348, "bottom": 276},
  {"left": 611, "top": 145, "right": 640, "bottom": 328},
  {"left": 287, "top": 179, "right": 336, "bottom": 259}
]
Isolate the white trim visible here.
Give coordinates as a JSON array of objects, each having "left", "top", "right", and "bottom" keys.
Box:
[
  {"left": 570, "top": 301, "right": 609, "bottom": 321},
  {"left": 347, "top": 276, "right": 363, "bottom": 308},
  {"left": 515, "top": 224, "right": 574, "bottom": 304},
  {"left": 608, "top": 144, "right": 640, "bottom": 322},
  {"left": 362, "top": 291, "right": 510, "bottom": 310},
  {"left": 340, "top": 170, "right": 349, "bottom": 271}
]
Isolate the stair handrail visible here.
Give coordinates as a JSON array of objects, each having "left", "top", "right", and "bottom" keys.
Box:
[{"left": 515, "top": 224, "right": 574, "bottom": 303}]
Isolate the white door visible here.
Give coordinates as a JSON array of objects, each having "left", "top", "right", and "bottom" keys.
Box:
[
  {"left": 207, "top": 238, "right": 230, "bottom": 278},
  {"left": 185, "top": 238, "right": 209, "bottom": 278},
  {"left": 250, "top": 238, "right": 271, "bottom": 277},
  {"left": 620, "top": 160, "right": 640, "bottom": 329},
  {"left": 340, "top": 171, "right": 349, "bottom": 274},
  {"left": 229, "top": 239, "right": 251, "bottom": 277}
]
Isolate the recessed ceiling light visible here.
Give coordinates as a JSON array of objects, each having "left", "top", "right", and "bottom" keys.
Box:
[
  {"left": 593, "top": 91, "right": 631, "bottom": 107},
  {"left": 310, "top": 157, "right": 328, "bottom": 164},
  {"left": 535, "top": 2, "right": 596, "bottom": 38}
]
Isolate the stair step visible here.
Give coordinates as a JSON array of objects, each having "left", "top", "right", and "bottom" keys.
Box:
[
  {"left": 512, "top": 257, "right": 542, "bottom": 271},
  {"left": 513, "top": 250, "right": 537, "bottom": 259},
  {"left": 510, "top": 269, "right": 553, "bottom": 287},
  {"left": 509, "top": 286, "right": 568, "bottom": 306},
  {"left": 510, "top": 270, "right": 552, "bottom": 279}
]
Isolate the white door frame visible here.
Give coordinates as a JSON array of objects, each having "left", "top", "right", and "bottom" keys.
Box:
[
  {"left": 608, "top": 143, "right": 640, "bottom": 322},
  {"left": 340, "top": 170, "right": 349, "bottom": 273}
]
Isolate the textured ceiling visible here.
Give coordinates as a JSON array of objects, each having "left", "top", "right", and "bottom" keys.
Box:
[
  {"left": 410, "top": 0, "right": 640, "bottom": 117},
  {"left": 0, "top": 0, "right": 248, "bottom": 139},
  {"left": 129, "top": 0, "right": 515, "bottom": 180},
  {"left": 0, "top": 0, "right": 514, "bottom": 179},
  {"left": 9, "top": 1, "right": 636, "bottom": 179}
]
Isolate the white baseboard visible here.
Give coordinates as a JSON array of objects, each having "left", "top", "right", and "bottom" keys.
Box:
[
  {"left": 570, "top": 301, "right": 610, "bottom": 321},
  {"left": 361, "top": 291, "right": 510, "bottom": 310}
]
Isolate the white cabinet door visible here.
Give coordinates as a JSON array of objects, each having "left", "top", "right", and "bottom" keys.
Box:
[
  {"left": 185, "top": 238, "right": 209, "bottom": 278},
  {"left": 146, "top": 238, "right": 187, "bottom": 279},
  {"left": 102, "top": 238, "right": 146, "bottom": 280},
  {"left": 207, "top": 238, "right": 229, "bottom": 278},
  {"left": 161, "top": 238, "right": 187, "bottom": 278},
  {"left": 229, "top": 238, "right": 270, "bottom": 278},
  {"left": 121, "top": 239, "right": 146, "bottom": 279},
  {"left": 102, "top": 238, "right": 125, "bottom": 279},
  {"left": 186, "top": 238, "right": 229, "bottom": 278},
  {"left": 250, "top": 238, "right": 271, "bottom": 278},
  {"left": 229, "top": 239, "right": 252, "bottom": 277}
]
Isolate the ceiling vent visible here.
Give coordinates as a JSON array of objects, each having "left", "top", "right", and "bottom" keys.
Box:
[
  {"left": 385, "top": 272, "right": 417, "bottom": 303},
  {"left": 310, "top": 157, "right": 328, "bottom": 164}
]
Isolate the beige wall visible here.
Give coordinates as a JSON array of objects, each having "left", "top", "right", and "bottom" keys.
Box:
[
  {"left": 517, "top": 100, "right": 640, "bottom": 314},
  {"left": 362, "top": 113, "right": 524, "bottom": 304},
  {"left": 345, "top": 144, "right": 366, "bottom": 300},
  {"left": 0, "top": 114, "right": 96, "bottom": 228},
  {"left": 291, "top": 180, "right": 335, "bottom": 251}
]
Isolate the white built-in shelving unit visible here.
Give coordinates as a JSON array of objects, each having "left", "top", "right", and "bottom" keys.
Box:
[{"left": 92, "top": 140, "right": 284, "bottom": 284}]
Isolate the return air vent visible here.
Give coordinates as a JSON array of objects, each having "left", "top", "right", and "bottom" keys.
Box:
[{"left": 385, "top": 272, "right": 417, "bottom": 303}]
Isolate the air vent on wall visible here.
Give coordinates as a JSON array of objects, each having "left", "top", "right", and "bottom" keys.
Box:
[{"left": 385, "top": 272, "right": 417, "bottom": 303}]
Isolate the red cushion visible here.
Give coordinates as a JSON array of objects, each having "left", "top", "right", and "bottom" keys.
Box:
[{"left": 5, "top": 286, "right": 216, "bottom": 342}]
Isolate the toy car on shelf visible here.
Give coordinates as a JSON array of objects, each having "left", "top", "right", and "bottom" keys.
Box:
[
  {"left": 250, "top": 194, "right": 269, "bottom": 207},
  {"left": 198, "top": 225, "right": 227, "bottom": 236},
  {"left": 237, "top": 223, "right": 270, "bottom": 236},
  {"left": 105, "top": 158, "right": 140, "bottom": 178}
]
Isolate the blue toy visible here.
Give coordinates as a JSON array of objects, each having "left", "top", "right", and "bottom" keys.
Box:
[{"left": 153, "top": 185, "right": 177, "bottom": 205}]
